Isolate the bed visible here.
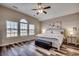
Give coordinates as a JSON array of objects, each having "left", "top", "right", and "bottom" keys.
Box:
[{"left": 36, "top": 29, "right": 64, "bottom": 50}]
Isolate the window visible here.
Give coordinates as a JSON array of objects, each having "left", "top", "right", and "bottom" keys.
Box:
[
  {"left": 6, "top": 21, "right": 18, "bottom": 37},
  {"left": 6, "top": 19, "right": 36, "bottom": 37},
  {"left": 29, "top": 24, "right": 35, "bottom": 35},
  {"left": 20, "top": 19, "right": 28, "bottom": 36}
]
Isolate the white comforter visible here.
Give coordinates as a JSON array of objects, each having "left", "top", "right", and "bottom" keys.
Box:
[
  {"left": 37, "top": 33, "right": 63, "bottom": 39},
  {"left": 36, "top": 33, "right": 64, "bottom": 50}
]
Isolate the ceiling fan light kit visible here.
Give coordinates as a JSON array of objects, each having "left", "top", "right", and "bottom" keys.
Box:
[
  {"left": 32, "top": 3, "right": 51, "bottom": 15},
  {"left": 38, "top": 9, "right": 43, "bottom": 13}
]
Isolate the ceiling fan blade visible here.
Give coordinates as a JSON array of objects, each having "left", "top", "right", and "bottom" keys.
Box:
[
  {"left": 32, "top": 9, "right": 38, "bottom": 10},
  {"left": 43, "top": 6, "right": 51, "bottom": 9},
  {"left": 36, "top": 12, "right": 39, "bottom": 15},
  {"left": 43, "top": 11, "right": 47, "bottom": 14}
]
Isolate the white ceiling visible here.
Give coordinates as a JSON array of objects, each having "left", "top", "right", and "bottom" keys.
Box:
[{"left": 1, "top": 3, "right": 79, "bottom": 21}]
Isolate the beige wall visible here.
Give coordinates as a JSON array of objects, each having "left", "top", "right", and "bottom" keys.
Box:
[
  {"left": 41, "top": 13, "right": 79, "bottom": 37},
  {"left": 0, "top": 5, "right": 41, "bottom": 46}
]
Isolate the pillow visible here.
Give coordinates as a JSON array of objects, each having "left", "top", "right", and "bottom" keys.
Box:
[
  {"left": 53, "top": 30, "right": 60, "bottom": 34},
  {"left": 45, "top": 30, "right": 51, "bottom": 34}
]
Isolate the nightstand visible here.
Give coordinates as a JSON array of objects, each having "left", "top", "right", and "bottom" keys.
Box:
[{"left": 67, "top": 36, "right": 78, "bottom": 45}]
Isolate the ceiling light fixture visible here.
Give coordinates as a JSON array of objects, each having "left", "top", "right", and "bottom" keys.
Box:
[{"left": 32, "top": 3, "right": 51, "bottom": 15}]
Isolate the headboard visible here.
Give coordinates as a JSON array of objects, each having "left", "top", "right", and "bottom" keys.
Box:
[{"left": 45, "top": 21, "right": 64, "bottom": 34}]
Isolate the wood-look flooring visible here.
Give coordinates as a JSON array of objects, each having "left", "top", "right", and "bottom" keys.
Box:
[
  {"left": 1, "top": 41, "right": 44, "bottom": 56},
  {"left": 0, "top": 41, "right": 79, "bottom": 56},
  {"left": 50, "top": 44, "right": 79, "bottom": 56}
]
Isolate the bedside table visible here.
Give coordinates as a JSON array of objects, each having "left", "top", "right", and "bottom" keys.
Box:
[{"left": 67, "top": 36, "right": 78, "bottom": 45}]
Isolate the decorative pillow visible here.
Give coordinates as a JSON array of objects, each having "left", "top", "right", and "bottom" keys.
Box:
[
  {"left": 45, "top": 30, "right": 51, "bottom": 34},
  {"left": 53, "top": 30, "right": 60, "bottom": 34}
]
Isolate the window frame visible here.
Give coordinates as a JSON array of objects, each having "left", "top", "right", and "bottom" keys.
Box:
[
  {"left": 29, "top": 24, "right": 35, "bottom": 35},
  {"left": 6, "top": 21, "right": 18, "bottom": 37},
  {"left": 20, "top": 19, "right": 28, "bottom": 36}
]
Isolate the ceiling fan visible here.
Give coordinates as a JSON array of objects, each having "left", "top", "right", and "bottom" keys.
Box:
[{"left": 32, "top": 3, "right": 51, "bottom": 15}]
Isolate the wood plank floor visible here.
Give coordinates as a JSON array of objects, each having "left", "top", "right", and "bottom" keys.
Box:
[
  {"left": 50, "top": 44, "right": 79, "bottom": 56},
  {"left": 0, "top": 41, "right": 79, "bottom": 56},
  {"left": 1, "top": 41, "right": 44, "bottom": 56}
]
